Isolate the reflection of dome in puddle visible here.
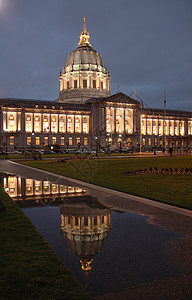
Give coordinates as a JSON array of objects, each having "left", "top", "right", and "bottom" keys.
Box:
[{"left": 60, "top": 196, "right": 111, "bottom": 286}]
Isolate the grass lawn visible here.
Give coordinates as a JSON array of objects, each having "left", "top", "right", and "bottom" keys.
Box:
[
  {"left": 0, "top": 186, "right": 91, "bottom": 300},
  {"left": 20, "top": 156, "right": 192, "bottom": 210}
]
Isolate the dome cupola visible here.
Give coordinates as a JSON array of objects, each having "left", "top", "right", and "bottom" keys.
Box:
[{"left": 57, "top": 18, "right": 111, "bottom": 103}]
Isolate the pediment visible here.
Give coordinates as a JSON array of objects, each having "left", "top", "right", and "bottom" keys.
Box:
[{"left": 104, "top": 92, "right": 140, "bottom": 105}]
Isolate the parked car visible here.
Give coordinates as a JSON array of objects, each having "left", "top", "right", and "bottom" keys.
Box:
[
  {"left": 53, "top": 149, "right": 64, "bottom": 154},
  {"left": 7, "top": 150, "right": 22, "bottom": 155},
  {"left": 0, "top": 150, "right": 6, "bottom": 155}
]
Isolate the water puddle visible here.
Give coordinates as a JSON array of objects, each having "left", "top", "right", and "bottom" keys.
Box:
[{"left": 1, "top": 172, "right": 184, "bottom": 297}]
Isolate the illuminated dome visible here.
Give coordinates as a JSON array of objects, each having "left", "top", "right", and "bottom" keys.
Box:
[{"left": 57, "top": 18, "right": 111, "bottom": 103}]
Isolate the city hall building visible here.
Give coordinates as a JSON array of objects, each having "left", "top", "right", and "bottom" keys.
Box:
[{"left": 0, "top": 19, "right": 192, "bottom": 153}]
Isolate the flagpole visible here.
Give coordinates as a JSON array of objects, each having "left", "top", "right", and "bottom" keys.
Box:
[{"left": 164, "top": 91, "right": 166, "bottom": 152}]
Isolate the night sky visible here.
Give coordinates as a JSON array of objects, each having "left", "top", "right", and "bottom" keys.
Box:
[{"left": 0, "top": 0, "right": 191, "bottom": 111}]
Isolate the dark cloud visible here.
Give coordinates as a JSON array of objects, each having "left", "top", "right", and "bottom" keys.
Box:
[{"left": 0, "top": 0, "right": 191, "bottom": 111}]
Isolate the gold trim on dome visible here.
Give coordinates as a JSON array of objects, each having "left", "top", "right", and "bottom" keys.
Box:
[{"left": 78, "top": 17, "right": 92, "bottom": 47}]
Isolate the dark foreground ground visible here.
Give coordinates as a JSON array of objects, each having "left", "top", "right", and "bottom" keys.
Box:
[{"left": 0, "top": 160, "right": 192, "bottom": 300}]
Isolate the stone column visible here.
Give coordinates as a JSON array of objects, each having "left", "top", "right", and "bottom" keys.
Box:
[{"left": 41, "top": 113, "right": 43, "bottom": 133}]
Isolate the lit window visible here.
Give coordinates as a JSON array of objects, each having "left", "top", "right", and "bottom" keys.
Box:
[
  {"left": 155, "top": 138, "right": 157, "bottom": 146},
  {"left": 44, "top": 106, "right": 47, "bottom": 109},
  {"left": 9, "top": 136, "right": 14, "bottom": 146},
  {"left": 69, "top": 137, "right": 73, "bottom": 146},
  {"left": 35, "top": 116, "right": 40, "bottom": 122},
  {"left": 44, "top": 137, "right": 48, "bottom": 146},
  {"left": 148, "top": 138, "right": 151, "bottom": 146},
  {"left": 52, "top": 116, "right": 56, "bottom": 122},
  {"left": 84, "top": 137, "right": 88, "bottom": 146},
  {"left": 67, "top": 116, "right": 74, "bottom": 133},
  {"left": 9, "top": 115, "right": 14, "bottom": 120},
  {"left": 61, "top": 137, "right": 65, "bottom": 145},
  {"left": 52, "top": 137, "right": 57, "bottom": 145},
  {"left": 83, "top": 79, "right": 87, "bottom": 88},
  {"left": 35, "top": 105, "right": 38, "bottom": 108},
  {"left": 44, "top": 116, "right": 48, "bottom": 122},
  {"left": 75, "top": 117, "right": 81, "bottom": 133},
  {"left": 143, "top": 138, "right": 146, "bottom": 146},
  {"left": 27, "top": 136, "right": 31, "bottom": 145},
  {"left": 83, "top": 117, "right": 89, "bottom": 133},
  {"left": 74, "top": 80, "right": 77, "bottom": 89},
  {"left": 36, "top": 137, "right": 40, "bottom": 146},
  {"left": 76, "top": 137, "right": 81, "bottom": 145},
  {"left": 26, "top": 115, "right": 31, "bottom": 121}
]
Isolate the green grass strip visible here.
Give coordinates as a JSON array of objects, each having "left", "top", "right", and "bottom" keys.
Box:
[
  {"left": 0, "top": 186, "right": 91, "bottom": 300},
  {"left": 20, "top": 156, "right": 192, "bottom": 210}
]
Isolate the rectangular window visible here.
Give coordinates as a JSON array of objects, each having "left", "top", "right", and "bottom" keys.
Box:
[
  {"left": 36, "top": 136, "right": 40, "bottom": 146},
  {"left": 61, "top": 137, "right": 65, "bottom": 145},
  {"left": 27, "top": 136, "right": 31, "bottom": 145},
  {"left": 51, "top": 115, "right": 57, "bottom": 133},
  {"left": 75, "top": 217, "right": 78, "bottom": 226},
  {"left": 59, "top": 115, "right": 66, "bottom": 133},
  {"left": 34, "top": 114, "right": 41, "bottom": 133},
  {"left": 84, "top": 137, "right": 88, "bottom": 146},
  {"left": 76, "top": 137, "right": 81, "bottom": 145},
  {"left": 75, "top": 116, "right": 81, "bottom": 133},
  {"left": 74, "top": 80, "right": 77, "bottom": 89},
  {"left": 67, "top": 81, "right": 69, "bottom": 89},
  {"left": 69, "top": 137, "right": 73, "bottom": 146},
  {"left": 67, "top": 115, "right": 74, "bottom": 133},
  {"left": 9, "top": 136, "right": 14, "bottom": 146},
  {"left": 155, "top": 138, "right": 157, "bottom": 146},
  {"left": 116, "top": 109, "right": 124, "bottom": 133},
  {"left": 44, "top": 136, "right": 48, "bottom": 146},
  {"left": 83, "top": 79, "right": 87, "bottom": 88},
  {"left": 143, "top": 138, "right": 146, "bottom": 146},
  {"left": 52, "top": 137, "right": 57, "bottom": 145},
  {"left": 101, "top": 81, "right": 103, "bottom": 90},
  {"left": 83, "top": 116, "right": 89, "bottom": 133},
  {"left": 93, "top": 79, "right": 96, "bottom": 88},
  {"left": 148, "top": 138, "right": 151, "bottom": 146},
  {"left": 25, "top": 113, "right": 32, "bottom": 132}
]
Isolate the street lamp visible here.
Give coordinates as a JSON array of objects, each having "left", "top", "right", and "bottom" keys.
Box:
[{"left": 95, "top": 131, "right": 98, "bottom": 157}]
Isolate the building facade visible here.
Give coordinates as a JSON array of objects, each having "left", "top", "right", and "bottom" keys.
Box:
[{"left": 0, "top": 19, "right": 192, "bottom": 153}]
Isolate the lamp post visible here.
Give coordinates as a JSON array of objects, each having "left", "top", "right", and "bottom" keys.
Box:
[
  {"left": 118, "top": 133, "right": 122, "bottom": 153},
  {"left": 95, "top": 131, "right": 98, "bottom": 157}
]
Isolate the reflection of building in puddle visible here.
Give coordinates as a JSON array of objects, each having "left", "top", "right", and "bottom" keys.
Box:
[
  {"left": 60, "top": 197, "right": 111, "bottom": 287},
  {"left": 2, "top": 174, "right": 88, "bottom": 206}
]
